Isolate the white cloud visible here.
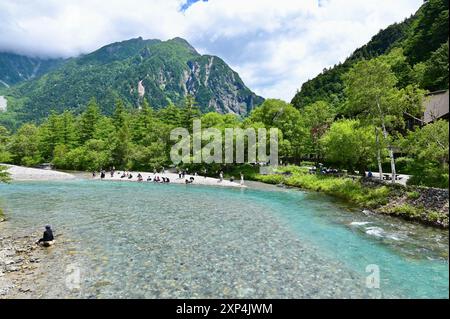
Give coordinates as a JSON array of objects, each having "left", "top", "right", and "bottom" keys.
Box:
[{"left": 0, "top": 0, "right": 423, "bottom": 101}]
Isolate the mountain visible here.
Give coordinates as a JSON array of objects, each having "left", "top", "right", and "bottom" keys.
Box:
[
  {"left": 1, "top": 37, "right": 264, "bottom": 124},
  {"left": 291, "top": 0, "right": 449, "bottom": 109},
  {"left": 0, "top": 52, "right": 63, "bottom": 87}
]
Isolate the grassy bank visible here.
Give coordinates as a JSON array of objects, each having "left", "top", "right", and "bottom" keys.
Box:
[
  {"left": 227, "top": 165, "right": 448, "bottom": 228},
  {"left": 378, "top": 204, "right": 445, "bottom": 227},
  {"left": 253, "top": 166, "right": 391, "bottom": 208}
]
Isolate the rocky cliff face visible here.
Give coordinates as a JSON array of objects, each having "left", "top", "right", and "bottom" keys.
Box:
[{"left": 1, "top": 37, "right": 263, "bottom": 122}]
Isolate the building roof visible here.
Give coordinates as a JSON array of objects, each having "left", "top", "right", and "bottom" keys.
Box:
[{"left": 423, "top": 90, "right": 449, "bottom": 123}]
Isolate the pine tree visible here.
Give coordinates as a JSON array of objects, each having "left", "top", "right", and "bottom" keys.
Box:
[
  {"left": 111, "top": 99, "right": 131, "bottom": 168},
  {"left": 79, "top": 98, "right": 101, "bottom": 143}
]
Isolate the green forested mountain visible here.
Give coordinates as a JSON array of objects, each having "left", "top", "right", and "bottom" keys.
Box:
[
  {"left": 291, "top": 0, "right": 449, "bottom": 109},
  {"left": 0, "top": 52, "right": 63, "bottom": 87},
  {"left": 0, "top": 37, "right": 263, "bottom": 126}
]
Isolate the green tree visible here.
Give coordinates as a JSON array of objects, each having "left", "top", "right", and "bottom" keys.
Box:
[
  {"left": 79, "top": 98, "right": 101, "bottom": 144},
  {"left": 343, "top": 58, "right": 423, "bottom": 182},
  {"left": 111, "top": 99, "right": 132, "bottom": 169},
  {"left": 182, "top": 94, "right": 201, "bottom": 130},
  {"left": 401, "top": 120, "right": 449, "bottom": 188},
  {"left": 8, "top": 123, "right": 42, "bottom": 166},
  {"left": 0, "top": 125, "right": 12, "bottom": 163},
  {"left": 0, "top": 165, "right": 10, "bottom": 183},
  {"left": 38, "top": 111, "right": 78, "bottom": 161},
  {"left": 321, "top": 120, "right": 377, "bottom": 175},
  {"left": 420, "top": 41, "right": 449, "bottom": 91},
  {"left": 404, "top": 0, "right": 449, "bottom": 65},
  {"left": 157, "top": 103, "right": 183, "bottom": 127},
  {"left": 404, "top": 120, "right": 449, "bottom": 167},
  {"left": 131, "top": 99, "right": 155, "bottom": 143},
  {"left": 299, "top": 101, "right": 335, "bottom": 166},
  {"left": 248, "top": 99, "right": 305, "bottom": 163}
]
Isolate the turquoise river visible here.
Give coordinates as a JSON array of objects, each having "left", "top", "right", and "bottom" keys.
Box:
[{"left": 0, "top": 179, "right": 448, "bottom": 298}]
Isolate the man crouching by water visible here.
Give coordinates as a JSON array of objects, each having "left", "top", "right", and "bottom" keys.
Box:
[{"left": 36, "top": 225, "right": 55, "bottom": 247}]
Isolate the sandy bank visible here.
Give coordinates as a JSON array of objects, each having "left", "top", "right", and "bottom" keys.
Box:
[
  {"left": 2, "top": 164, "right": 76, "bottom": 181},
  {"left": 94, "top": 171, "right": 246, "bottom": 188}
]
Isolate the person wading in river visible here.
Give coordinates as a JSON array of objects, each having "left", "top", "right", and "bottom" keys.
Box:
[{"left": 36, "top": 225, "right": 55, "bottom": 247}]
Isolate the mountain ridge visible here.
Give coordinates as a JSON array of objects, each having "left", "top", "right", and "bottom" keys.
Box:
[{"left": 0, "top": 37, "right": 264, "bottom": 125}]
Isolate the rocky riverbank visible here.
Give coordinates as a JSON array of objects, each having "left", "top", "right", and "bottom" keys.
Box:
[
  {"left": 0, "top": 229, "right": 45, "bottom": 298},
  {"left": 253, "top": 171, "right": 449, "bottom": 229},
  {"left": 374, "top": 182, "right": 449, "bottom": 228}
]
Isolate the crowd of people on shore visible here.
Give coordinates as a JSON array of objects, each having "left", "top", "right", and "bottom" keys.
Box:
[
  {"left": 93, "top": 168, "right": 173, "bottom": 184},
  {"left": 91, "top": 167, "right": 245, "bottom": 186}
]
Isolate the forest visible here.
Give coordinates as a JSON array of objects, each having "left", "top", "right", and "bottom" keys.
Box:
[
  {"left": 0, "top": 52, "right": 448, "bottom": 189},
  {"left": 0, "top": 0, "right": 448, "bottom": 190},
  {"left": 291, "top": 0, "right": 449, "bottom": 109}
]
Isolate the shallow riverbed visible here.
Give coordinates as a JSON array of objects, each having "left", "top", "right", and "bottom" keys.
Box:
[{"left": 0, "top": 179, "right": 448, "bottom": 298}]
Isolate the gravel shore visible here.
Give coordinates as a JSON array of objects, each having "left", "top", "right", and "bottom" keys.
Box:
[
  {"left": 2, "top": 164, "right": 76, "bottom": 181},
  {"left": 2, "top": 164, "right": 244, "bottom": 188}
]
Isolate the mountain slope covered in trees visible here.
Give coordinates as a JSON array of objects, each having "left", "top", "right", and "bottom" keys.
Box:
[
  {"left": 0, "top": 37, "right": 263, "bottom": 126},
  {"left": 291, "top": 0, "right": 449, "bottom": 109},
  {"left": 0, "top": 52, "right": 63, "bottom": 87}
]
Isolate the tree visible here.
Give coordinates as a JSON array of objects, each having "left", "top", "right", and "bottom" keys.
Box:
[
  {"left": 38, "top": 111, "right": 78, "bottom": 161},
  {"left": 401, "top": 120, "right": 449, "bottom": 188},
  {"left": 0, "top": 125, "right": 12, "bottom": 163},
  {"left": 111, "top": 99, "right": 132, "bottom": 169},
  {"left": 248, "top": 99, "right": 305, "bottom": 163},
  {"left": 299, "top": 101, "right": 335, "bottom": 166},
  {"left": 321, "top": 120, "right": 378, "bottom": 175},
  {"left": 130, "top": 99, "right": 155, "bottom": 143},
  {"left": 79, "top": 98, "right": 101, "bottom": 144},
  {"left": 378, "top": 48, "right": 414, "bottom": 88},
  {"left": 404, "top": 120, "right": 449, "bottom": 167},
  {"left": 420, "top": 41, "right": 449, "bottom": 91},
  {"left": 182, "top": 94, "right": 201, "bottom": 130},
  {"left": 343, "top": 58, "right": 424, "bottom": 182},
  {"left": 157, "top": 103, "right": 183, "bottom": 127},
  {"left": 8, "top": 124, "right": 42, "bottom": 166},
  {"left": 59, "top": 111, "right": 78, "bottom": 147},
  {"left": 403, "top": 0, "right": 449, "bottom": 65},
  {"left": 0, "top": 165, "right": 10, "bottom": 183}
]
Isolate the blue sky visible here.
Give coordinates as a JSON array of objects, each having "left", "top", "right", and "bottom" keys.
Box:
[
  {"left": 0, "top": 0, "right": 423, "bottom": 101},
  {"left": 180, "top": 0, "right": 208, "bottom": 11}
]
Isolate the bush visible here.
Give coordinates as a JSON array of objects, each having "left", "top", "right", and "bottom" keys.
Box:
[
  {"left": 407, "top": 163, "right": 449, "bottom": 189},
  {"left": 0, "top": 164, "right": 11, "bottom": 183},
  {"left": 406, "top": 191, "right": 420, "bottom": 200}
]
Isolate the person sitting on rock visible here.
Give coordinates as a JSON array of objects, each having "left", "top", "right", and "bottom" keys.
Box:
[{"left": 36, "top": 225, "right": 54, "bottom": 247}]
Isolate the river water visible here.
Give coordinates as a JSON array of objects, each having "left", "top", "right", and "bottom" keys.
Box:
[{"left": 0, "top": 179, "right": 448, "bottom": 298}]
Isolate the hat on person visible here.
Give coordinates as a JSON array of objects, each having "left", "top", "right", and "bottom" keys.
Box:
[{"left": 45, "top": 224, "right": 52, "bottom": 230}]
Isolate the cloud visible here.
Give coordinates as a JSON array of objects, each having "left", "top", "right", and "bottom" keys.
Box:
[{"left": 0, "top": 0, "right": 423, "bottom": 101}]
